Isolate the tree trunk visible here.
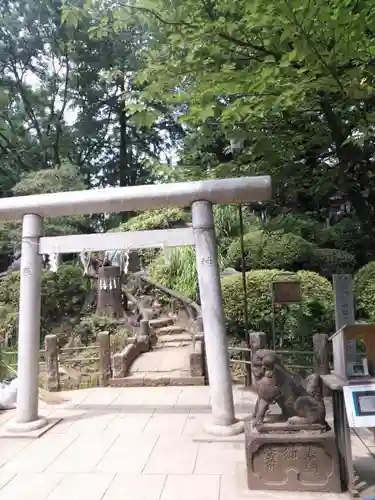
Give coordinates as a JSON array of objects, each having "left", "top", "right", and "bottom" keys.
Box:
[{"left": 96, "top": 266, "right": 124, "bottom": 318}]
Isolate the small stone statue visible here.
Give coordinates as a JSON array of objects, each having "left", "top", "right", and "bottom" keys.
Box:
[{"left": 251, "top": 349, "right": 328, "bottom": 429}]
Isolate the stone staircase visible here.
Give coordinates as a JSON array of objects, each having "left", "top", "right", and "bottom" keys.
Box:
[
  {"left": 109, "top": 277, "right": 206, "bottom": 387},
  {"left": 149, "top": 316, "right": 193, "bottom": 349}
]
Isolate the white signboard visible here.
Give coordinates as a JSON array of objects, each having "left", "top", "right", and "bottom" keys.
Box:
[{"left": 343, "top": 384, "right": 375, "bottom": 428}]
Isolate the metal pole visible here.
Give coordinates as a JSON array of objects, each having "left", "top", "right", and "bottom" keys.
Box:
[
  {"left": 271, "top": 296, "right": 277, "bottom": 350},
  {"left": 192, "top": 200, "right": 243, "bottom": 436},
  {"left": 238, "top": 204, "right": 251, "bottom": 386},
  {"left": 7, "top": 214, "right": 47, "bottom": 432}
]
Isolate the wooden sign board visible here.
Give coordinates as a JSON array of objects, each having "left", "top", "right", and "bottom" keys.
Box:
[
  {"left": 271, "top": 281, "right": 301, "bottom": 304},
  {"left": 343, "top": 384, "right": 375, "bottom": 427}
]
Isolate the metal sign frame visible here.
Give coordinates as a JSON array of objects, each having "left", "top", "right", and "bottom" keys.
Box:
[
  {"left": 271, "top": 280, "right": 302, "bottom": 305},
  {"left": 270, "top": 275, "right": 302, "bottom": 349},
  {"left": 343, "top": 384, "right": 375, "bottom": 428}
]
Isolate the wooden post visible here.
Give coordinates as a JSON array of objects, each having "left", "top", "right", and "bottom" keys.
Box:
[
  {"left": 45, "top": 334, "right": 60, "bottom": 392},
  {"left": 98, "top": 331, "right": 112, "bottom": 386}
]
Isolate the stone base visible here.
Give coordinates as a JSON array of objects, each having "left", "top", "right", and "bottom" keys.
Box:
[
  {"left": 1, "top": 417, "right": 61, "bottom": 439},
  {"left": 244, "top": 420, "right": 342, "bottom": 493},
  {"left": 204, "top": 419, "right": 244, "bottom": 437},
  {"left": 109, "top": 373, "right": 205, "bottom": 387}
]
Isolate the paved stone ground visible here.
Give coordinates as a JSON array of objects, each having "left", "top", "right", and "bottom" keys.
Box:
[{"left": 0, "top": 385, "right": 373, "bottom": 500}]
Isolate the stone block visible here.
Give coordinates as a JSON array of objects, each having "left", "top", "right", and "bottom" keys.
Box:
[
  {"left": 244, "top": 420, "right": 342, "bottom": 493},
  {"left": 98, "top": 331, "right": 111, "bottom": 386},
  {"left": 45, "top": 334, "right": 60, "bottom": 392},
  {"left": 112, "top": 352, "right": 126, "bottom": 378},
  {"left": 190, "top": 340, "right": 204, "bottom": 377}
]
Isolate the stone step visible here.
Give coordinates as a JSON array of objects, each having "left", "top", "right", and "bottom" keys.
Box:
[
  {"left": 154, "top": 341, "right": 191, "bottom": 349},
  {"left": 110, "top": 371, "right": 205, "bottom": 387},
  {"left": 156, "top": 325, "right": 186, "bottom": 335},
  {"left": 157, "top": 333, "right": 192, "bottom": 343},
  {"left": 149, "top": 316, "right": 175, "bottom": 328}
]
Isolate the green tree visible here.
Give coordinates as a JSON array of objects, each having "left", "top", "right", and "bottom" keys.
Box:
[
  {"left": 86, "top": 0, "right": 375, "bottom": 252},
  {"left": 0, "top": 164, "right": 90, "bottom": 270}
]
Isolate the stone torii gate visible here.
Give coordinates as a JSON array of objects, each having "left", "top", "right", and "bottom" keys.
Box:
[{"left": 0, "top": 176, "right": 271, "bottom": 437}]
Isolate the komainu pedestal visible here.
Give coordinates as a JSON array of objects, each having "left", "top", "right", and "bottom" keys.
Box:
[{"left": 245, "top": 420, "right": 342, "bottom": 492}]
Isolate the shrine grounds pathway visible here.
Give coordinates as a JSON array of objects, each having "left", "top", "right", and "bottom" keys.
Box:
[{"left": 0, "top": 385, "right": 374, "bottom": 500}]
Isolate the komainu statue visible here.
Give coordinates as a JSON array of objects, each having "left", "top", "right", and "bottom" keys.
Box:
[{"left": 251, "top": 349, "right": 328, "bottom": 429}]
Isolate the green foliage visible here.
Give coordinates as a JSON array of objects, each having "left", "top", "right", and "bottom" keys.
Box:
[
  {"left": 0, "top": 304, "right": 18, "bottom": 346},
  {"left": 354, "top": 262, "right": 375, "bottom": 320},
  {"left": 148, "top": 245, "right": 227, "bottom": 300},
  {"left": 320, "top": 218, "right": 364, "bottom": 259},
  {"left": 13, "top": 163, "right": 86, "bottom": 196},
  {"left": 73, "top": 314, "right": 126, "bottom": 345},
  {"left": 81, "top": 0, "right": 375, "bottom": 262},
  {"left": 0, "top": 264, "right": 90, "bottom": 340},
  {"left": 221, "top": 269, "right": 333, "bottom": 347},
  {"left": 213, "top": 205, "right": 260, "bottom": 254},
  {"left": 0, "top": 165, "right": 91, "bottom": 265},
  {"left": 112, "top": 208, "right": 191, "bottom": 267},
  {"left": 148, "top": 246, "right": 199, "bottom": 300},
  {"left": 119, "top": 208, "right": 191, "bottom": 231},
  {"left": 264, "top": 214, "right": 323, "bottom": 243},
  {"left": 226, "top": 230, "right": 314, "bottom": 272},
  {"left": 310, "top": 248, "right": 356, "bottom": 277}
]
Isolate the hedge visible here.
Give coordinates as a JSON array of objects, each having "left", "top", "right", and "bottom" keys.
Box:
[
  {"left": 354, "top": 261, "right": 375, "bottom": 320},
  {"left": 225, "top": 230, "right": 314, "bottom": 272},
  {"left": 221, "top": 269, "right": 334, "bottom": 348},
  {"left": 0, "top": 264, "right": 90, "bottom": 343}
]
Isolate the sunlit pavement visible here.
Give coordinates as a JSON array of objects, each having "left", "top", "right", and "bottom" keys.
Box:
[{"left": 0, "top": 385, "right": 371, "bottom": 499}]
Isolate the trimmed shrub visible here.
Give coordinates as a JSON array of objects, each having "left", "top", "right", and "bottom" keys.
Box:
[
  {"left": 354, "top": 261, "right": 375, "bottom": 320},
  {"left": 264, "top": 214, "right": 323, "bottom": 242},
  {"left": 221, "top": 269, "right": 333, "bottom": 348},
  {"left": 213, "top": 205, "right": 259, "bottom": 254},
  {"left": 0, "top": 264, "right": 90, "bottom": 340},
  {"left": 320, "top": 217, "right": 362, "bottom": 251},
  {"left": 310, "top": 248, "right": 356, "bottom": 278},
  {"left": 225, "top": 230, "right": 315, "bottom": 272}
]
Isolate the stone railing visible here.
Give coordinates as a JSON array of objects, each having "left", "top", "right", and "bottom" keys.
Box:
[
  {"left": 110, "top": 287, "right": 153, "bottom": 379},
  {"left": 44, "top": 333, "right": 109, "bottom": 390},
  {"left": 44, "top": 274, "right": 207, "bottom": 388}
]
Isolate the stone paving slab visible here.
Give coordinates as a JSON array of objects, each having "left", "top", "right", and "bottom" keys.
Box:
[
  {"left": 130, "top": 345, "right": 191, "bottom": 373},
  {"left": 0, "top": 385, "right": 372, "bottom": 499}
]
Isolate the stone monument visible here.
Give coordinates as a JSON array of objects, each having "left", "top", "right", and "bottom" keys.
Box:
[{"left": 245, "top": 349, "right": 341, "bottom": 492}]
